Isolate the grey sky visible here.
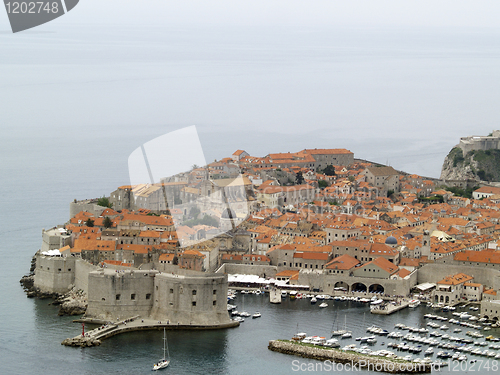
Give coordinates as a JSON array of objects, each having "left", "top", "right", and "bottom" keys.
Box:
[{"left": 1, "top": 1, "right": 500, "bottom": 180}]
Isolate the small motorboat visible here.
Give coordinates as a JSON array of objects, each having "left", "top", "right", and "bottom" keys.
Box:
[{"left": 252, "top": 312, "right": 261, "bottom": 319}]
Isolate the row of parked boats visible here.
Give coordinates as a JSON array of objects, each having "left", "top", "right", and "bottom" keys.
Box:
[
  {"left": 424, "top": 311, "right": 498, "bottom": 331},
  {"left": 293, "top": 333, "right": 448, "bottom": 367}
]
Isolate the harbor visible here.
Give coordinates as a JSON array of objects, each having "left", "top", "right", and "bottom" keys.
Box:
[{"left": 56, "top": 290, "right": 500, "bottom": 373}]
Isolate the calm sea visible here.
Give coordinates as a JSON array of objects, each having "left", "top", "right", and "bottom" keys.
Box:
[{"left": 2, "top": 21, "right": 500, "bottom": 374}]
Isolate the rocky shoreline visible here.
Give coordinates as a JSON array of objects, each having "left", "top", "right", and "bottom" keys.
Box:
[{"left": 268, "top": 340, "right": 432, "bottom": 373}]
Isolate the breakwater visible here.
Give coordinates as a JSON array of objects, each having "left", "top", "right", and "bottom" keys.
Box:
[
  {"left": 62, "top": 316, "right": 240, "bottom": 347},
  {"left": 268, "top": 340, "right": 432, "bottom": 373}
]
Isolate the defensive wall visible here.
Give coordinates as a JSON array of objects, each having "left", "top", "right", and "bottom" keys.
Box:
[
  {"left": 34, "top": 254, "right": 99, "bottom": 294},
  {"left": 86, "top": 269, "right": 157, "bottom": 320},
  {"left": 85, "top": 269, "right": 231, "bottom": 325},
  {"left": 417, "top": 263, "right": 500, "bottom": 290},
  {"left": 34, "top": 254, "right": 75, "bottom": 294},
  {"left": 74, "top": 259, "right": 101, "bottom": 293}
]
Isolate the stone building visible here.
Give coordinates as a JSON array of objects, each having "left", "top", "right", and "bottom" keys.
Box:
[
  {"left": 41, "top": 227, "right": 71, "bottom": 252},
  {"left": 361, "top": 166, "right": 400, "bottom": 196},
  {"left": 432, "top": 273, "right": 474, "bottom": 304}
]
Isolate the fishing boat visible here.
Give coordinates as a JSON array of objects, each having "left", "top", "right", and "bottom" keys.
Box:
[{"left": 153, "top": 328, "right": 170, "bottom": 371}]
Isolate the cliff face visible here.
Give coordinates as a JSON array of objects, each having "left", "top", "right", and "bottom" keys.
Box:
[{"left": 441, "top": 146, "right": 500, "bottom": 182}]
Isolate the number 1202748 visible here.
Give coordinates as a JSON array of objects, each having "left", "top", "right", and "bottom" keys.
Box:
[
  {"left": 5, "top": 2, "right": 60, "bottom": 14},
  {"left": 445, "top": 359, "right": 498, "bottom": 372}
]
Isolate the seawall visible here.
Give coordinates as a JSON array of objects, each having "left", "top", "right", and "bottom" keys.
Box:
[{"left": 268, "top": 340, "right": 431, "bottom": 374}]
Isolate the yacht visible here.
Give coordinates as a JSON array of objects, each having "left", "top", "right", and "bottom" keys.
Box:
[{"left": 153, "top": 328, "right": 170, "bottom": 371}]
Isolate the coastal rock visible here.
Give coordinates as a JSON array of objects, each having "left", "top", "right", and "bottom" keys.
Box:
[
  {"left": 20, "top": 274, "right": 34, "bottom": 290},
  {"left": 440, "top": 147, "right": 479, "bottom": 181},
  {"left": 61, "top": 336, "right": 101, "bottom": 347},
  {"left": 441, "top": 146, "right": 500, "bottom": 182},
  {"left": 57, "top": 287, "right": 88, "bottom": 316}
]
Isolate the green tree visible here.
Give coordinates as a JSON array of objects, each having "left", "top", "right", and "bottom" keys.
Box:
[
  {"left": 103, "top": 216, "right": 113, "bottom": 229},
  {"left": 296, "top": 171, "right": 305, "bottom": 185},
  {"left": 97, "top": 196, "right": 113, "bottom": 208},
  {"left": 189, "top": 206, "right": 201, "bottom": 218},
  {"left": 322, "top": 165, "right": 336, "bottom": 176},
  {"left": 318, "top": 180, "right": 328, "bottom": 189},
  {"left": 85, "top": 218, "right": 95, "bottom": 227}
]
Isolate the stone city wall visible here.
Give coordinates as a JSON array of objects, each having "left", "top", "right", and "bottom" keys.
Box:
[
  {"left": 417, "top": 263, "right": 500, "bottom": 290},
  {"left": 150, "top": 273, "right": 230, "bottom": 326},
  {"left": 86, "top": 269, "right": 158, "bottom": 320},
  {"left": 74, "top": 258, "right": 100, "bottom": 293}
]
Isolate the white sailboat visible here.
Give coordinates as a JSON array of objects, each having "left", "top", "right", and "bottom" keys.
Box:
[{"left": 153, "top": 328, "right": 170, "bottom": 371}]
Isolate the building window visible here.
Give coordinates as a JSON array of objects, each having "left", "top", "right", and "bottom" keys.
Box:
[
  {"left": 116, "top": 294, "right": 121, "bottom": 300},
  {"left": 192, "top": 290, "right": 197, "bottom": 295},
  {"left": 213, "top": 290, "right": 217, "bottom": 295},
  {"left": 131, "top": 294, "right": 136, "bottom": 300},
  {"left": 170, "top": 288, "right": 174, "bottom": 294},
  {"left": 101, "top": 297, "right": 105, "bottom": 301},
  {"left": 192, "top": 301, "right": 196, "bottom": 306},
  {"left": 146, "top": 293, "right": 151, "bottom": 300},
  {"left": 213, "top": 300, "right": 217, "bottom": 306}
]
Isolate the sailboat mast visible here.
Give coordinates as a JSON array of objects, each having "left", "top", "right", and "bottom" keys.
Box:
[{"left": 163, "top": 328, "right": 166, "bottom": 361}]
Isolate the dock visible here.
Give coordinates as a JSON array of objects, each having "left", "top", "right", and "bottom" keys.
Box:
[
  {"left": 370, "top": 301, "right": 410, "bottom": 315},
  {"left": 62, "top": 316, "right": 240, "bottom": 347}
]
